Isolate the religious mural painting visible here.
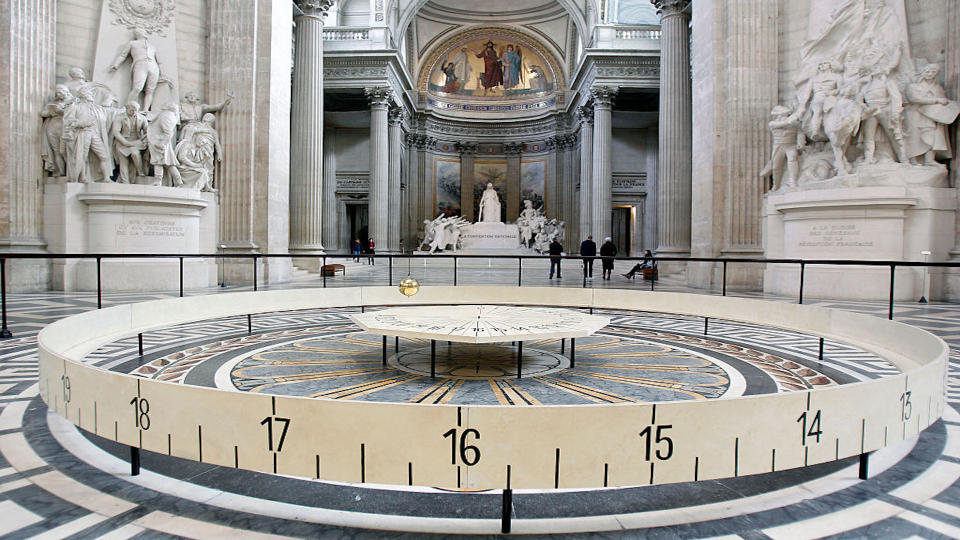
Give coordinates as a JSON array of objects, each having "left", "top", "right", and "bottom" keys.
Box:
[
  {"left": 519, "top": 159, "right": 546, "bottom": 212},
  {"left": 435, "top": 158, "right": 461, "bottom": 217},
  {"left": 429, "top": 37, "right": 554, "bottom": 99},
  {"left": 473, "top": 160, "right": 507, "bottom": 221}
]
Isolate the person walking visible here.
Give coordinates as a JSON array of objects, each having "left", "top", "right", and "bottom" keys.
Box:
[
  {"left": 580, "top": 235, "right": 597, "bottom": 280},
  {"left": 352, "top": 238, "right": 362, "bottom": 262},
  {"left": 623, "top": 249, "right": 655, "bottom": 279},
  {"left": 366, "top": 240, "right": 376, "bottom": 265},
  {"left": 548, "top": 238, "right": 563, "bottom": 279},
  {"left": 600, "top": 237, "right": 618, "bottom": 280}
]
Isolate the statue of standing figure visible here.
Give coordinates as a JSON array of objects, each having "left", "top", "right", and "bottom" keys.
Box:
[
  {"left": 477, "top": 182, "right": 502, "bottom": 223},
  {"left": 179, "top": 91, "right": 233, "bottom": 129},
  {"left": 62, "top": 85, "right": 115, "bottom": 183},
  {"left": 111, "top": 101, "right": 148, "bottom": 184},
  {"left": 40, "top": 85, "right": 74, "bottom": 176},
  {"left": 760, "top": 105, "right": 804, "bottom": 190},
  {"left": 146, "top": 102, "right": 182, "bottom": 187},
  {"left": 109, "top": 29, "right": 167, "bottom": 112},
  {"left": 903, "top": 63, "right": 959, "bottom": 166},
  {"left": 175, "top": 113, "right": 222, "bottom": 191}
]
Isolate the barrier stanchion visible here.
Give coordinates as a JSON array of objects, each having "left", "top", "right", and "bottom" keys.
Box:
[
  {"left": 889, "top": 264, "right": 896, "bottom": 320},
  {"left": 97, "top": 257, "right": 102, "bottom": 309},
  {"left": 799, "top": 262, "right": 805, "bottom": 304},
  {"left": 179, "top": 257, "right": 184, "bottom": 297},
  {"left": 253, "top": 256, "right": 258, "bottom": 291},
  {"left": 0, "top": 258, "right": 11, "bottom": 338},
  {"left": 722, "top": 261, "right": 728, "bottom": 296}
]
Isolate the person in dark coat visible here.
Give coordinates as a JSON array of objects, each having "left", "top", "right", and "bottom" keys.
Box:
[
  {"left": 599, "top": 237, "right": 618, "bottom": 280},
  {"left": 352, "top": 238, "right": 362, "bottom": 262},
  {"left": 548, "top": 238, "right": 563, "bottom": 279},
  {"left": 623, "top": 249, "right": 655, "bottom": 279},
  {"left": 580, "top": 235, "right": 597, "bottom": 279},
  {"left": 365, "top": 240, "right": 376, "bottom": 265}
]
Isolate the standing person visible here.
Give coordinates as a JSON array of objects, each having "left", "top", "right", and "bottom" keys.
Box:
[
  {"left": 548, "top": 238, "right": 563, "bottom": 280},
  {"left": 623, "top": 250, "right": 655, "bottom": 279},
  {"left": 352, "top": 238, "right": 362, "bottom": 262},
  {"left": 579, "top": 235, "right": 597, "bottom": 280},
  {"left": 366, "top": 239, "right": 376, "bottom": 265},
  {"left": 600, "top": 237, "right": 618, "bottom": 280}
]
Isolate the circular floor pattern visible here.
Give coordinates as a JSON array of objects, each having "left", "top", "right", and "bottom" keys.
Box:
[{"left": 390, "top": 343, "right": 569, "bottom": 379}]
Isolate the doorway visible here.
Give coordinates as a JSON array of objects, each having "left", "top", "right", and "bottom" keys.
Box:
[
  {"left": 612, "top": 206, "right": 632, "bottom": 257},
  {"left": 346, "top": 203, "right": 369, "bottom": 248}
]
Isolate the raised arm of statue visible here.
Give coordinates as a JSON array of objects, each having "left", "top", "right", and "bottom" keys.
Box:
[{"left": 109, "top": 42, "right": 132, "bottom": 72}]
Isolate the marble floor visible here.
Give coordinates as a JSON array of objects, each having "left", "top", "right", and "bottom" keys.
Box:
[{"left": 2, "top": 261, "right": 960, "bottom": 538}]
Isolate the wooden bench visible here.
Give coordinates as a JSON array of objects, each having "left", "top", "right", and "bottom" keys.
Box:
[
  {"left": 321, "top": 264, "right": 345, "bottom": 277},
  {"left": 642, "top": 267, "right": 658, "bottom": 281}
]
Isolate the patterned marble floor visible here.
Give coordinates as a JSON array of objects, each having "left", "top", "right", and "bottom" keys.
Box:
[{"left": 1, "top": 275, "right": 960, "bottom": 538}]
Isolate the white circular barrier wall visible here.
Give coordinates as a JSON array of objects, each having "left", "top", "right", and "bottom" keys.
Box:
[{"left": 38, "top": 286, "right": 948, "bottom": 490}]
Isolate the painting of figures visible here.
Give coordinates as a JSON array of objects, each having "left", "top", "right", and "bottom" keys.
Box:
[
  {"left": 430, "top": 38, "right": 554, "bottom": 98},
  {"left": 520, "top": 159, "right": 545, "bottom": 212},
  {"left": 473, "top": 160, "right": 507, "bottom": 221},
  {"left": 435, "top": 158, "right": 461, "bottom": 217}
]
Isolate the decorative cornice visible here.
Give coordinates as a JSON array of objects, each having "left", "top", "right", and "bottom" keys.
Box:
[
  {"left": 652, "top": 0, "right": 691, "bottom": 18},
  {"left": 296, "top": 0, "right": 335, "bottom": 18},
  {"left": 455, "top": 141, "right": 479, "bottom": 155},
  {"left": 503, "top": 142, "right": 524, "bottom": 155},
  {"left": 590, "top": 86, "right": 617, "bottom": 108},
  {"left": 365, "top": 87, "right": 393, "bottom": 107}
]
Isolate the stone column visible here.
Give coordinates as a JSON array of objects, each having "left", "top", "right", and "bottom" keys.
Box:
[
  {"left": 405, "top": 133, "right": 421, "bottom": 250},
  {"left": 322, "top": 126, "right": 338, "bottom": 252},
  {"left": 562, "top": 134, "right": 578, "bottom": 242},
  {"left": 946, "top": 0, "right": 960, "bottom": 264},
  {"left": 387, "top": 106, "right": 405, "bottom": 252},
  {"left": 456, "top": 142, "right": 477, "bottom": 220},
  {"left": 289, "top": 0, "right": 332, "bottom": 259},
  {"left": 0, "top": 0, "right": 54, "bottom": 290},
  {"left": 653, "top": 0, "right": 692, "bottom": 258},
  {"left": 504, "top": 142, "right": 523, "bottom": 222},
  {"left": 577, "top": 105, "right": 594, "bottom": 248},
  {"left": 590, "top": 87, "right": 616, "bottom": 243},
  {"left": 365, "top": 87, "right": 391, "bottom": 250}
]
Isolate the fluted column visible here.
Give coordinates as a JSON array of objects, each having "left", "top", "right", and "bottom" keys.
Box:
[
  {"left": 591, "top": 87, "right": 616, "bottom": 243},
  {"left": 562, "top": 134, "right": 577, "bottom": 241},
  {"left": 653, "top": 0, "right": 692, "bottom": 257},
  {"left": 947, "top": 1, "right": 960, "bottom": 260},
  {"left": 289, "top": 0, "right": 332, "bottom": 255},
  {"left": 322, "top": 126, "right": 338, "bottom": 251},
  {"left": 387, "top": 107, "right": 405, "bottom": 252},
  {"left": 366, "top": 87, "right": 392, "bottom": 250},
  {"left": 504, "top": 142, "right": 523, "bottom": 222},
  {"left": 0, "top": 0, "right": 54, "bottom": 290},
  {"left": 405, "top": 134, "right": 421, "bottom": 249},
  {"left": 577, "top": 105, "right": 594, "bottom": 248},
  {"left": 456, "top": 142, "right": 477, "bottom": 220}
]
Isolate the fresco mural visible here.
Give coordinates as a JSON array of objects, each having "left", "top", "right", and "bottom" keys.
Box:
[
  {"left": 473, "top": 160, "right": 507, "bottom": 221},
  {"left": 429, "top": 38, "right": 554, "bottom": 98},
  {"left": 435, "top": 158, "right": 461, "bottom": 217},
  {"left": 520, "top": 159, "right": 546, "bottom": 212}
]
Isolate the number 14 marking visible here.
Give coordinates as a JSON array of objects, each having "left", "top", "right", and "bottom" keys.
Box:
[{"left": 797, "top": 410, "right": 822, "bottom": 445}]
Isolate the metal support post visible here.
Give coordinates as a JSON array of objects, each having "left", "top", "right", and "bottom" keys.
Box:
[
  {"left": 431, "top": 340, "right": 436, "bottom": 378},
  {"left": 130, "top": 446, "right": 141, "bottom": 476},
  {"left": 517, "top": 341, "right": 523, "bottom": 379},
  {"left": 97, "top": 257, "right": 102, "bottom": 309},
  {"left": 722, "top": 261, "right": 728, "bottom": 296},
  {"left": 859, "top": 452, "right": 870, "bottom": 480},
  {"left": 382, "top": 335, "right": 387, "bottom": 365},
  {"left": 570, "top": 338, "right": 575, "bottom": 368},
  {"left": 0, "top": 259, "right": 11, "bottom": 338}
]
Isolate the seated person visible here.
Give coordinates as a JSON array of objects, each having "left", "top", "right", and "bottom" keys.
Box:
[{"left": 623, "top": 250, "right": 655, "bottom": 279}]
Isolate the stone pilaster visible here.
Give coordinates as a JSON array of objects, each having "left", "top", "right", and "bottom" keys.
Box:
[
  {"left": 590, "top": 87, "right": 616, "bottom": 243},
  {"left": 387, "top": 106, "right": 405, "bottom": 252},
  {"left": 405, "top": 133, "right": 421, "bottom": 250},
  {"left": 322, "top": 126, "right": 338, "bottom": 251},
  {"left": 947, "top": 0, "right": 960, "bottom": 263},
  {"left": 0, "top": 0, "right": 54, "bottom": 290},
  {"left": 653, "top": 0, "right": 692, "bottom": 259},
  {"left": 562, "top": 134, "right": 578, "bottom": 242},
  {"left": 212, "top": 0, "right": 293, "bottom": 283},
  {"left": 504, "top": 142, "right": 523, "bottom": 222},
  {"left": 365, "top": 87, "right": 391, "bottom": 250},
  {"left": 289, "top": 0, "right": 332, "bottom": 258},
  {"left": 577, "top": 105, "right": 594, "bottom": 249},
  {"left": 456, "top": 142, "right": 477, "bottom": 220}
]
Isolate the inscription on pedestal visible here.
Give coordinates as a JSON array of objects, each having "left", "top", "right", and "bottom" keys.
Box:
[
  {"left": 798, "top": 224, "right": 874, "bottom": 249},
  {"left": 116, "top": 218, "right": 186, "bottom": 239}
]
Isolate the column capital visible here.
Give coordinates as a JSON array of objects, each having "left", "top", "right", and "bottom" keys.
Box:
[
  {"left": 503, "top": 142, "right": 523, "bottom": 155},
  {"left": 589, "top": 86, "right": 617, "bottom": 109},
  {"left": 365, "top": 87, "right": 393, "bottom": 108},
  {"left": 651, "top": 0, "right": 691, "bottom": 18},
  {"left": 576, "top": 104, "right": 594, "bottom": 126},
  {"left": 388, "top": 106, "right": 406, "bottom": 126},
  {"left": 295, "top": 0, "right": 335, "bottom": 19},
  {"left": 455, "top": 141, "right": 479, "bottom": 155},
  {"left": 545, "top": 138, "right": 558, "bottom": 151}
]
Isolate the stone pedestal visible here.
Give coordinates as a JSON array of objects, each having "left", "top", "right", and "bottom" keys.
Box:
[
  {"left": 459, "top": 223, "right": 521, "bottom": 254},
  {"left": 44, "top": 182, "right": 217, "bottom": 292},
  {"left": 764, "top": 181, "right": 956, "bottom": 301}
]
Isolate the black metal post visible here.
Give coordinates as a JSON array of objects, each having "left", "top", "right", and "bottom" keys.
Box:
[
  {"left": 453, "top": 256, "right": 458, "bottom": 286},
  {"left": 253, "top": 256, "right": 258, "bottom": 291},
  {"left": 395, "top": 336, "right": 399, "bottom": 352},
  {"left": 818, "top": 337, "right": 824, "bottom": 360},
  {"left": 561, "top": 338, "right": 565, "bottom": 354},
  {"left": 0, "top": 258, "right": 11, "bottom": 338},
  {"left": 722, "top": 261, "right": 728, "bottom": 296},
  {"left": 430, "top": 339, "right": 436, "bottom": 378},
  {"left": 799, "top": 262, "right": 805, "bottom": 304},
  {"left": 516, "top": 341, "right": 523, "bottom": 379},
  {"left": 888, "top": 264, "right": 895, "bottom": 320},
  {"left": 389, "top": 256, "right": 393, "bottom": 285},
  {"left": 179, "top": 257, "right": 184, "bottom": 297},
  {"left": 501, "top": 488, "right": 513, "bottom": 534},
  {"left": 247, "top": 314, "right": 252, "bottom": 334},
  {"left": 130, "top": 446, "right": 140, "bottom": 476},
  {"left": 859, "top": 452, "right": 870, "bottom": 480},
  {"left": 322, "top": 255, "right": 327, "bottom": 288},
  {"left": 570, "top": 338, "right": 575, "bottom": 368},
  {"left": 138, "top": 333, "right": 144, "bottom": 356},
  {"left": 517, "top": 257, "right": 522, "bottom": 286},
  {"left": 97, "top": 257, "right": 102, "bottom": 309},
  {"left": 382, "top": 335, "right": 387, "bottom": 366},
  {"left": 704, "top": 317, "right": 709, "bottom": 335}
]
